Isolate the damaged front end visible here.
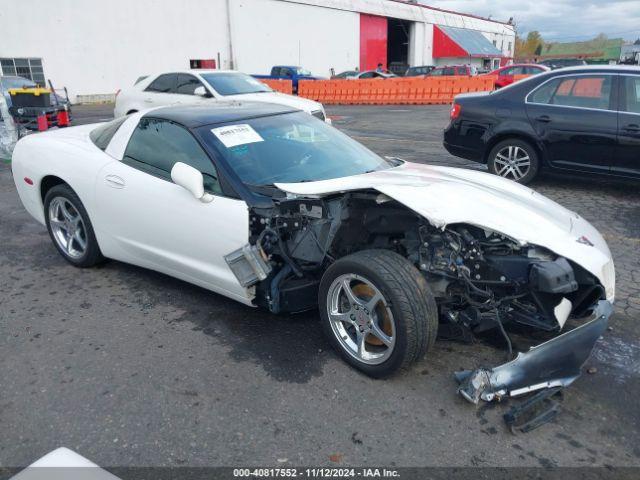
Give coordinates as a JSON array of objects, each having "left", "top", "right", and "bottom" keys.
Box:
[
  {"left": 456, "top": 300, "right": 611, "bottom": 404},
  {"left": 223, "top": 184, "right": 612, "bottom": 423}
]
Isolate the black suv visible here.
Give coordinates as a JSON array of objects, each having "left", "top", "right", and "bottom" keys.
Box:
[{"left": 443, "top": 66, "right": 640, "bottom": 184}]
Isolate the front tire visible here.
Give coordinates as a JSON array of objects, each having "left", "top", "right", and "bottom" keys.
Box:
[
  {"left": 44, "top": 184, "right": 105, "bottom": 267},
  {"left": 487, "top": 138, "right": 539, "bottom": 184},
  {"left": 319, "top": 250, "right": 438, "bottom": 378}
]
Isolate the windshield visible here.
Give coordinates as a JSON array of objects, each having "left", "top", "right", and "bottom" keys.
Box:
[
  {"left": 200, "top": 111, "right": 394, "bottom": 186},
  {"left": 200, "top": 73, "right": 272, "bottom": 96},
  {"left": 296, "top": 68, "right": 312, "bottom": 76}
]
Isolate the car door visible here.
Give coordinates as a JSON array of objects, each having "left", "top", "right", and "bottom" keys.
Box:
[
  {"left": 525, "top": 66, "right": 546, "bottom": 77},
  {"left": 497, "top": 66, "right": 516, "bottom": 87},
  {"left": 95, "top": 116, "right": 251, "bottom": 302},
  {"left": 173, "top": 73, "right": 212, "bottom": 106},
  {"left": 500, "top": 66, "right": 525, "bottom": 87},
  {"left": 142, "top": 73, "right": 180, "bottom": 108},
  {"left": 525, "top": 73, "right": 618, "bottom": 173},
  {"left": 614, "top": 74, "right": 640, "bottom": 178}
]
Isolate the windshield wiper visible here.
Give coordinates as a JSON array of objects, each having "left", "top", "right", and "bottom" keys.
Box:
[{"left": 231, "top": 90, "right": 270, "bottom": 95}]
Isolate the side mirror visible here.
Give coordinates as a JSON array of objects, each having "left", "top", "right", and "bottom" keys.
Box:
[
  {"left": 171, "top": 162, "right": 213, "bottom": 203},
  {"left": 194, "top": 86, "right": 211, "bottom": 97}
]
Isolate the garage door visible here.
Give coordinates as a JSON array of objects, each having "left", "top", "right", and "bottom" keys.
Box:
[{"left": 360, "top": 14, "right": 387, "bottom": 71}]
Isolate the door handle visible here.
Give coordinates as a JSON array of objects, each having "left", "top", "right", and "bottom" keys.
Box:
[
  {"left": 105, "top": 175, "right": 125, "bottom": 188},
  {"left": 535, "top": 115, "right": 551, "bottom": 123},
  {"left": 623, "top": 124, "right": 640, "bottom": 133},
  {"left": 143, "top": 98, "right": 153, "bottom": 103}
]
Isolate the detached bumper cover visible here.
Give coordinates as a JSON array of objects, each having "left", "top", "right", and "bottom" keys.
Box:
[{"left": 456, "top": 300, "right": 612, "bottom": 403}]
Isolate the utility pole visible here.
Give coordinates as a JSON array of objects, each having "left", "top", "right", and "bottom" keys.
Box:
[{"left": 225, "top": 0, "right": 235, "bottom": 69}]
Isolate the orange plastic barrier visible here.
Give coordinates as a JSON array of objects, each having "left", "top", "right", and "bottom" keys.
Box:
[
  {"left": 298, "top": 77, "right": 495, "bottom": 105},
  {"left": 258, "top": 79, "right": 293, "bottom": 95}
]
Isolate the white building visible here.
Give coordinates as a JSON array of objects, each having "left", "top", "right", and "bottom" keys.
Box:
[{"left": 0, "top": 0, "right": 516, "bottom": 103}]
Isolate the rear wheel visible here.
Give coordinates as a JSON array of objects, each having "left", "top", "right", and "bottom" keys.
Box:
[
  {"left": 319, "top": 250, "right": 438, "bottom": 378},
  {"left": 487, "top": 138, "right": 539, "bottom": 184},
  {"left": 44, "top": 184, "right": 104, "bottom": 267}
]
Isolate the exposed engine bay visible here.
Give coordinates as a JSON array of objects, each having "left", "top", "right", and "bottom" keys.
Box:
[
  {"left": 225, "top": 189, "right": 611, "bottom": 430},
  {"left": 230, "top": 190, "right": 605, "bottom": 327}
]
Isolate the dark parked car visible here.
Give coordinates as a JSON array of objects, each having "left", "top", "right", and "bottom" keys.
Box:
[
  {"left": 331, "top": 70, "right": 358, "bottom": 79},
  {"left": 444, "top": 66, "right": 640, "bottom": 184},
  {"left": 404, "top": 65, "right": 435, "bottom": 77},
  {"left": 252, "top": 65, "right": 323, "bottom": 93},
  {"left": 538, "top": 58, "right": 588, "bottom": 70},
  {"left": 428, "top": 65, "right": 477, "bottom": 77}
]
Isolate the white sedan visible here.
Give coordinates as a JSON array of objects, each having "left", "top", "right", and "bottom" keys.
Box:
[
  {"left": 347, "top": 70, "right": 397, "bottom": 80},
  {"left": 114, "top": 69, "right": 328, "bottom": 122},
  {"left": 12, "top": 102, "right": 614, "bottom": 400}
]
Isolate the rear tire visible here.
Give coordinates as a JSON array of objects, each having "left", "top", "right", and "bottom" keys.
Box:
[
  {"left": 318, "top": 249, "right": 438, "bottom": 378},
  {"left": 487, "top": 138, "right": 539, "bottom": 185},
  {"left": 44, "top": 184, "right": 105, "bottom": 268}
]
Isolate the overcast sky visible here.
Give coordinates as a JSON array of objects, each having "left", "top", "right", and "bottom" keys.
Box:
[{"left": 420, "top": 0, "right": 640, "bottom": 41}]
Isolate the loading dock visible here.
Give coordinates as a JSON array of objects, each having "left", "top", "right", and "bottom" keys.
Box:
[{"left": 387, "top": 18, "right": 412, "bottom": 74}]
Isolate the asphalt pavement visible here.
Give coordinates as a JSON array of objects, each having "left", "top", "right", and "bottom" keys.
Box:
[{"left": 1, "top": 103, "right": 639, "bottom": 471}]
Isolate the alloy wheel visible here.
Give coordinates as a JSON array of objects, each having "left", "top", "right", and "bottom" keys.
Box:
[
  {"left": 326, "top": 273, "right": 396, "bottom": 365},
  {"left": 48, "top": 196, "right": 88, "bottom": 259},
  {"left": 493, "top": 145, "right": 531, "bottom": 181}
]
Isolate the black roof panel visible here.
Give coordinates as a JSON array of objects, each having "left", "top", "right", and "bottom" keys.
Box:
[
  {"left": 146, "top": 101, "right": 299, "bottom": 128},
  {"left": 545, "top": 65, "right": 640, "bottom": 75}
]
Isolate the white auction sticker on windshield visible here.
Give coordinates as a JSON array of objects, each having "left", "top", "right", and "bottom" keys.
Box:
[{"left": 211, "top": 124, "right": 264, "bottom": 148}]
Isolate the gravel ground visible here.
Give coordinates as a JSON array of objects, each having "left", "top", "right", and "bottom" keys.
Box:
[{"left": 0, "top": 103, "right": 639, "bottom": 471}]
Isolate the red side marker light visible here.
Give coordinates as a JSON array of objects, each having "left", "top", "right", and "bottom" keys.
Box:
[
  {"left": 450, "top": 103, "right": 462, "bottom": 120},
  {"left": 24, "top": 177, "right": 34, "bottom": 185}
]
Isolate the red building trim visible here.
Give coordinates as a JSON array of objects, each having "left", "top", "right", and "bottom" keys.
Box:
[{"left": 432, "top": 25, "right": 468, "bottom": 58}]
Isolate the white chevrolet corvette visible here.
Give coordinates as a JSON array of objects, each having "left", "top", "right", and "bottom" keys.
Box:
[{"left": 12, "top": 102, "right": 614, "bottom": 403}]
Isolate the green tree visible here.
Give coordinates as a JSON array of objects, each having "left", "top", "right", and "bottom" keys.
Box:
[
  {"left": 524, "top": 31, "right": 543, "bottom": 55},
  {"left": 515, "top": 31, "right": 545, "bottom": 59},
  {"left": 515, "top": 35, "right": 526, "bottom": 57}
]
